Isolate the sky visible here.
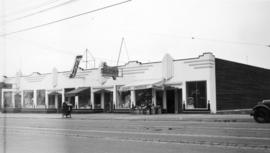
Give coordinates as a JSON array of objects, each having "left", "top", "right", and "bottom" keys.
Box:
[{"left": 0, "top": 0, "right": 270, "bottom": 77}]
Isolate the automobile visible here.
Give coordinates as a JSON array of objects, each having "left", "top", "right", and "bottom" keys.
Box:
[{"left": 250, "top": 100, "right": 270, "bottom": 123}]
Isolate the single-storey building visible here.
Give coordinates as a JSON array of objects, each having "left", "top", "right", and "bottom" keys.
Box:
[{"left": 1, "top": 52, "right": 270, "bottom": 114}]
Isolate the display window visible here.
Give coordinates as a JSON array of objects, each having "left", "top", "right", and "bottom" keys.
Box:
[
  {"left": 36, "top": 90, "right": 45, "bottom": 108},
  {"left": 135, "top": 89, "right": 152, "bottom": 107},
  {"left": 4, "top": 91, "right": 12, "bottom": 108},
  {"left": 118, "top": 91, "right": 130, "bottom": 109},
  {"left": 186, "top": 81, "right": 207, "bottom": 109},
  {"left": 23, "top": 90, "right": 34, "bottom": 108}
]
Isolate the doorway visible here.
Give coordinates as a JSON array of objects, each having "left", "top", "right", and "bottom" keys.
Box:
[
  {"left": 166, "top": 90, "right": 175, "bottom": 113},
  {"left": 104, "top": 92, "right": 113, "bottom": 112}
]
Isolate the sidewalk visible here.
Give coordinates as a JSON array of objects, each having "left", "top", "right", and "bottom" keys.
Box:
[{"left": 0, "top": 113, "right": 254, "bottom": 123}]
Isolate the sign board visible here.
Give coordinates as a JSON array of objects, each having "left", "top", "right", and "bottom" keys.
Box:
[
  {"left": 69, "top": 55, "right": 83, "bottom": 78},
  {"left": 101, "top": 62, "right": 119, "bottom": 80}
]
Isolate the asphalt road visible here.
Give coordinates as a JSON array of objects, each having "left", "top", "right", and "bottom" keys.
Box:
[{"left": 0, "top": 114, "right": 270, "bottom": 153}]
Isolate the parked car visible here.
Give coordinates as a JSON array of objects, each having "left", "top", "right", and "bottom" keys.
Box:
[{"left": 250, "top": 100, "right": 270, "bottom": 123}]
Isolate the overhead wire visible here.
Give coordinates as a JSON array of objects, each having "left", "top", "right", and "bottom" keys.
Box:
[
  {"left": 1, "top": 0, "right": 62, "bottom": 19},
  {"left": 5, "top": 0, "right": 79, "bottom": 23},
  {"left": 0, "top": 0, "right": 132, "bottom": 37},
  {"left": 148, "top": 32, "right": 270, "bottom": 48}
]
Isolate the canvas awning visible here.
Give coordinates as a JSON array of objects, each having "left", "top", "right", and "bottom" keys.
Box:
[
  {"left": 119, "top": 79, "right": 164, "bottom": 91},
  {"left": 65, "top": 87, "right": 90, "bottom": 97},
  {"left": 164, "top": 82, "right": 182, "bottom": 89},
  {"left": 48, "top": 91, "right": 61, "bottom": 96},
  {"left": 92, "top": 86, "right": 114, "bottom": 93}
]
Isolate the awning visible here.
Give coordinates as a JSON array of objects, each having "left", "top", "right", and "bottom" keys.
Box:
[
  {"left": 48, "top": 91, "right": 61, "bottom": 96},
  {"left": 165, "top": 82, "right": 182, "bottom": 89},
  {"left": 92, "top": 87, "right": 114, "bottom": 93},
  {"left": 65, "top": 87, "right": 90, "bottom": 97},
  {"left": 119, "top": 79, "right": 164, "bottom": 91}
]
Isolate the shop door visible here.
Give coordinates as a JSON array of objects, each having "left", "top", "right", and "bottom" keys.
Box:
[
  {"left": 166, "top": 90, "right": 175, "bottom": 113},
  {"left": 104, "top": 92, "right": 113, "bottom": 113}
]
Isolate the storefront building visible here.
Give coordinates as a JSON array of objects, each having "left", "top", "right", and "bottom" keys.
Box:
[{"left": 1, "top": 52, "right": 270, "bottom": 114}]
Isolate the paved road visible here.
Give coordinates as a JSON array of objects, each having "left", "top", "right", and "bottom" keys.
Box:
[{"left": 0, "top": 114, "right": 270, "bottom": 153}]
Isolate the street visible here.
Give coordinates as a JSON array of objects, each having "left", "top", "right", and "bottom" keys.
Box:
[{"left": 1, "top": 113, "right": 270, "bottom": 153}]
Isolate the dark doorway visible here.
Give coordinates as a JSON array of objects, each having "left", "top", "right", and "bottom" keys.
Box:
[
  {"left": 15, "top": 93, "right": 21, "bottom": 108},
  {"left": 156, "top": 90, "right": 163, "bottom": 108},
  {"left": 104, "top": 92, "right": 113, "bottom": 112},
  {"left": 166, "top": 90, "right": 175, "bottom": 113},
  {"left": 65, "top": 88, "right": 75, "bottom": 108},
  {"left": 94, "top": 93, "right": 101, "bottom": 109}
]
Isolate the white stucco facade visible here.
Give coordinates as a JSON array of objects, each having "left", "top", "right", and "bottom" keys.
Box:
[{"left": 1, "top": 53, "right": 217, "bottom": 113}]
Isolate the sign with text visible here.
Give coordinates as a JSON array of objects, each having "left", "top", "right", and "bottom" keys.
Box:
[
  {"left": 69, "top": 55, "right": 83, "bottom": 78},
  {"left": 101, "top": 62, "right": 119, "bottom": 80}
]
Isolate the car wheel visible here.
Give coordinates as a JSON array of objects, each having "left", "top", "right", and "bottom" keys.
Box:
[{"left": 253, "top": 108, "right": 269, "bottom": 123}]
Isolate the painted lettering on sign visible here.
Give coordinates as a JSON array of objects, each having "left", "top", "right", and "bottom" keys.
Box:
[
  {"left": 101, "top": 62, "right": 119, "bottom": 80},
  {"left": 69, "top": 55, "right": 83, "bottom": 78}
]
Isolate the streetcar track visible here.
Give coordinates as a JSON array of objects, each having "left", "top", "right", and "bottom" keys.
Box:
[
  {"left": 1, "top": 125, "right": 270, "bottom": 141},
  {"left": 1, "top": 127, "right": 270, "bottom": 152}
]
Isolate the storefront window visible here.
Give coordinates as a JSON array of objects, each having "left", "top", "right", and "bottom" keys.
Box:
[
  {"left": 186, "top": 81, "right": 207, "bottom": 109},
  {"left": 135, "top": 89, "right": 152, "bottom": 107},
  {"left": 118, "top": 91, "right": 130, "bottom": 109},
  {"left": 4, "top": 91, "right": 12, "bottom": 108},
  {"left": 15, "top": 92, "right": 21, "bottom": 108},
  {"left": 79, "top": 95, "right": 90, "bottom": 109},
  {"left": 23, "top": 90, "right": 34, "bottom": 108},
  {"left": 37, "top": 90, "right": 45, "bottom": 108}
]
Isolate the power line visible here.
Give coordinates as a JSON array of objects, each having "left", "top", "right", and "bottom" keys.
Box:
[
  {"left": 0, "top": 0, "right": 132, "bottom": 37},
  {"left": 149, "top": 32, "right": 270, "bottom": 48},
  {"left": 1, "top": 0, "right": 62, "bottom": 19},
  {"left": 5, "top": 0, "right": 79, "bottom": 23}
]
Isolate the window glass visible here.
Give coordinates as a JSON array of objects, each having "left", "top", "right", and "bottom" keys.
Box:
[
  {"left": 23, "top": 90, "right": 34, "bottom": 108},
  {"left": 118, "top": 91, "right": 130, "bottom": 109},
  {"left": 186, "top": 81, "right": 207, "bottom": 109},
  {"left": 4, "top": 91, "right": 12, "bottom": 108},
  {"left": 135, "top": 89, "right": 152, "bottom": 107},
  {"left": 37, "top": 90, "right": 45, "bottom": 108}
]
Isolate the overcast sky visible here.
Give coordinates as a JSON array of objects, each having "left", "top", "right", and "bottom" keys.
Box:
[{"left": 1, "top": 0, "right": 270, "bottom": 76}]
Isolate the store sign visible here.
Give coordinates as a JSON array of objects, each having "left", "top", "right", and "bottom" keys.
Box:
[
  {"left": 69, "top": 55, "right": 83, "bottom": 78},
  {"left": 101, "top": 62, "right": 119, "bottom": 80}
]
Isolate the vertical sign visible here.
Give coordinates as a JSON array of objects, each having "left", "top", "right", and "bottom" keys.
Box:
[{"left": 69, "top": 55, "right": 83, "bottom": 78}]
